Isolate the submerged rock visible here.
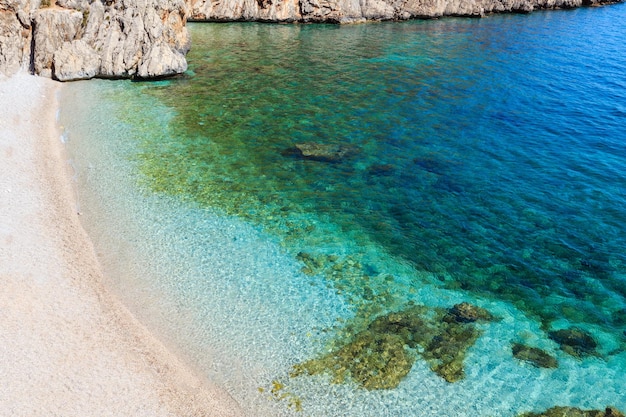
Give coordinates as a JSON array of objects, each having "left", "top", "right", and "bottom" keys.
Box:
[
  {"left": 413, "top": 155, "right": 449, "bottom": 175},
  {"left": 425, "top": 321, "right": 481, "bottom": 382},
  {"left": 291, "top": 142, "right": 360, "bottom": 163},
  {"left": 548, "top": 327, "right": 598, "bottom": 357},
  {"left": 612, "top": 308, "right": 626, "bottom": 326},
  {"left": 511, "top": 343, "right": 558, "bottom": 368},
  {"left": 292, "top": 303, "right": 496, "bottom": 388},
  {"left": 446, "top": 302, "right": 493, "bottom": 323},
  {"left": 548, "top": 327, "right": 598, "bottom": 358},
  {"left": 292, "top": 330, "right": 416, "bottom": 390},
  {"left": 519, "top": 406, "right": 625, "bottom": 417},
  {"left": 367, "top": 163, "right": 396, "bottom": 177}
]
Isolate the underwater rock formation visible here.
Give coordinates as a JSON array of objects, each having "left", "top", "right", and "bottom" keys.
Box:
[
  {"left": 188, "top": 0, "right": 622, "bottom": 23},
  {"left": 519, "top": 406, "right": 625, "bottom": 417},
  {"left": 292, "top": 303, "right": 495, "bottom": 388},
  {"left": 447, "top": 302, "right": 493, "bottom": 323},
  {"left": 288, "top": 142, "right": 360, "bottom": 163},
  {"left": 0, "top": 0, "right": 189, "bottom": 80},
  {"left": 548, "top": 327, "right": 598, "bottom": 358},
  {"left": 511, "top": 343, "right": 558, "bottom": 368}
]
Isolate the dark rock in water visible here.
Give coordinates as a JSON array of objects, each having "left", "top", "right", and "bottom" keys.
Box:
[
  {"left": 612, "top": 308, "right": 626, "bottom": 327},
  {"left": 425, "top": 321, "right": 480, "bottom": 382},
  {"left": 433, "top": 175, "right": 464, "bottom": 194},
  {"left": 413, "top": 155, "right": 449, "bottom": 175},
  {"left": 291, "top": 312, "right": 422, "bottom": 390},
  {"left": 292, "top": 303, "right": 496, "bottom": 388},
  {"left": 289, "top": 142, "right": 360, "bottom": 162},
  {"left": 548, "top": 327, "right": 598, "bottom": 358},
  {"left": 367, "top": 307, "right": 432, "bottom": 349},
  {"left": 518, "top": 406, "right": 625, "bottom": 417},
  {"left": 511, "top": 343, "right": 558, "bottom": 368},
  {"left": 579, "top": 258, "right": 615, "bottom": 279},
  {"left": 367, "top": 163, "right": 396, "bottom": 176},
  {"left": 446, "top": 302, "right": 493, "bottom": 323},
  {"left": 299, "top": 330, "right": 415, "bottom": 391}
]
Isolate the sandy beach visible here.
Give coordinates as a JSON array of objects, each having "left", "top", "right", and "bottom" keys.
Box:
[{"left": 0, "top": 73, "right": 244, "bottom": 417}]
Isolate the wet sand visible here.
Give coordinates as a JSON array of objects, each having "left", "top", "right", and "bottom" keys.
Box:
[{"left": 0, "top": 72, "right": 244, "bottom": 417}]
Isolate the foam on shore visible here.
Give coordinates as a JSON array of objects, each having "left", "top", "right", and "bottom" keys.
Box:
[{"left": 0, "top": 72, "right": 244, "bottom": 416}]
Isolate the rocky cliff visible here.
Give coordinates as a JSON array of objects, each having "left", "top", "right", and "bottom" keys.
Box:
[
  {"left": 1, "top": 0, "right": 620, "bottom": 80},
  {"left": 188, "top": 0, "right": 619, "bottom": 22},
  {"left": 0, "top": 0, "right": 189, "bottom": 80}
]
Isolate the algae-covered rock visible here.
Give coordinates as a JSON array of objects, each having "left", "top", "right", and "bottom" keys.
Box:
[
  {"left": 424, "top": 321, "right": 481, "bottom": 382},
  {"left": 292, "top": 330, "right": 416, "bottom": 390},
  {"left": 519, "top": 406, "right": 624, "bottom": 417},
  {"left": 293, "top": 303, "right": 495, "bottom": 388},
  {"left": 367, "top": 306, "right": 434, "bottom": 349},
  {"left": 548, "top": 327, "right": 598, "bottom": 358},
  {"left": 511, "top": 343, "right": 558, "bottom": 369},
  {"left": 447, "top": 302, "right": 494, "bottom": 323},
  {"left": 367, "top": 164, "right": 396, "bottom": 177},
  {"left": 291, "top": 142, "right": 360, "bottom": 163}
]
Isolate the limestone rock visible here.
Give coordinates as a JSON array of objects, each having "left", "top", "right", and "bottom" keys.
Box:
[
  {"left": 136, "top": 40, "right": 187, "bottom": 79},
  {"left": 0, "top": 0, "right": 32, "bottom": 76},
  {"left": 1, "top": 0, "right": 189, "bottom": 80},
  {"left": 32, "top": 9, "right": 84, "bottom": 78},
  {"left": 53, "top": 40, "right": 101, "bottom": 81},
  {"left": 0, "top": 0, "right": 621, "bottom": 79},
  {"left": 189, "top": 0, "right": 620, "bottom": 21},
  {"left": 90, "top": 0, "right": 190, "bottom": 79}
]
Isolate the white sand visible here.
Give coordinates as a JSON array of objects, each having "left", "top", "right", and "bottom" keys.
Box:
[{"left": 0, "top": 73, "right": 245, "bottom": 417}]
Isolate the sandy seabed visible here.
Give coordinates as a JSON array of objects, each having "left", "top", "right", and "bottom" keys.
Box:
[{"left": 0, "top": 73, "right": 244, "bottom": 417}]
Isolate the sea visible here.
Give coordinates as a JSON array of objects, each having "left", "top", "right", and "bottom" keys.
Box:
[{"left": 58, "top": 4, "right": 626, "bottom": 416}]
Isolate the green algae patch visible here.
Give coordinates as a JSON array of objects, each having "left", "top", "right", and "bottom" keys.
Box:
[
  {"left": 292, "top": 330, "right": 416, "bottom": 390},
  {"left": 519, "top": 406, "right": 624, "bottom": 417},
  {"left": 292, "top": 303, "right": 495, "bottom": 389},
  {"left": 259, "top": 380, "right": 304, "bottom": 412}
]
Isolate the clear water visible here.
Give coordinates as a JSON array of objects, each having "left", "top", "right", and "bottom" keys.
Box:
[{"left": 60, "top": 5, "right": 626, "bottom": 416}]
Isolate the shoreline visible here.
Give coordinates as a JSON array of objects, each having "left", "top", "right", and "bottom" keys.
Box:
[{"left": 0, "top": 73, "right": 244, "bottom": 416}]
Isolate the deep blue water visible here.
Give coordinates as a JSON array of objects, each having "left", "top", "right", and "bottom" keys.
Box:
[
  {"left": 61, "top": 5, "right": 626, "bottom": 416},
  {"left": 145, "top": 8, "right": 626, "bottom": 339}
]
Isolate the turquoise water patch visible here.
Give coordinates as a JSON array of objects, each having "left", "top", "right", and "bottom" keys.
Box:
[
  {"left": 60, "top": 5, "right": 626, "bottom": 417},
  {"left": 144, "top": 16, "right": 626, "bottom": 339}
]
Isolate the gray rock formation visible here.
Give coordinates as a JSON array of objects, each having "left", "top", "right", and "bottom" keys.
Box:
[
  {"left": 1, "top": 0, "right": 621, "bottom": 79},
  {"left": 189, "top": 0, "right": 619, "bottom": 22},
  {"left": 53, "top": 39, "right": 101, "bottom": 80},
  {"left": 0, "top": 0, "right": 190, "bottom": 80},
  {"left": 33, "top": 8, "right": 84, "bottom": 78},
  {"left": 0, "top": 0, "right": 33, "bottom": 75}
]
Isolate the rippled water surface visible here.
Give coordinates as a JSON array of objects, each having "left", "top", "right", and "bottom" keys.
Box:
[{"left": 61, "top": 5, "right": 626, "bottom": 416}]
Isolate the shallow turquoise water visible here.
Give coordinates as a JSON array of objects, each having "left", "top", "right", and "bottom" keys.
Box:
[{"left": 61, "top": 5, "right": 626, "bottom": 416}]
